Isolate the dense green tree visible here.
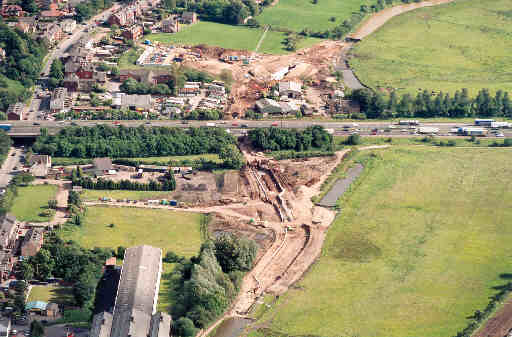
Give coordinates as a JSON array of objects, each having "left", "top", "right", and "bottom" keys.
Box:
[{"left": 30, "top": 321, "right": 45, "bottom": 337}]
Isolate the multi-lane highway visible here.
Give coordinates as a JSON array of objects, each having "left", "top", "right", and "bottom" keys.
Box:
[{"left": 6, "top": 120, "right": 512, "bottom": 138}]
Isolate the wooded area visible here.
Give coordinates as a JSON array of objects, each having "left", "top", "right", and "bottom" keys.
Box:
[
  {"left": 249, "top": 126, "right": 333, "bottom": 152},
  {"left": 32, "top": 125, "right": 237, "bottom": 158}
]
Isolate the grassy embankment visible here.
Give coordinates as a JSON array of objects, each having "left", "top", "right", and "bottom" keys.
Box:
[
  {"left": 146, "top": 21, "right": 320, "bottom": 54},
  {"left": 248, "top": 146, "right": 512, "bottom": 337},
  {"left": 10, "top": 185, "right": 58, "bottom": 222},
  {"left": 58, "top": 205, "right": 204, "bottom": 312},
  {"left": 350, "top": 0, "right": 512, "bottom": 95}
]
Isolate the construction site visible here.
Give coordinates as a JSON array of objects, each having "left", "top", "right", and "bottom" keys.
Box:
[{"left": 183, "top": 41, "right": 345, "bottom": 117}]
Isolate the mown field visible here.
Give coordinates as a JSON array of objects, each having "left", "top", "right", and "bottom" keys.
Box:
[
  {"left": 59, "top": 205, "right": 203, "bottom": 257},
  {"left": 146, "top": 22, "right": 320, "bottom": 54},
  {"left": 350, "top": 0, "right": 512, "bottom": 95},
  {"left": 11, "top": 185, "right": 58, "bottom": 222},
  {"left": 256, "top": 0, "right": 369, "bottom": 32},
  {"left": 81, "top": 189, "right": 173, "bottom": 201},
  {"left": 27, "top": 285, "right": 74, "bottom": 306},
  {"left": 248, "top": 146, "right": 512, "bottom": 337}
]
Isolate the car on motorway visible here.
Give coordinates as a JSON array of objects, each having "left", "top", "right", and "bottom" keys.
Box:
[
  {"left": 33, "top": 122, "right": 40, "bottom": 126},
  {"left": 181, "top": 120, "right": 189, "bottom": 124},
  {"left": 218, "top": 121, "right": 227, "bottom": 124},
  {"left": 496, "top": 133, "right": 505, "bottom": 137},
  {"left": 271, "top": 122, "right": 278, "bottom": 127},
  {"left": 232, "top": 122, "right": 239, "bottom": 127},
  {"left": 241, "top": 124, "right": 248, "bottom": 128}
]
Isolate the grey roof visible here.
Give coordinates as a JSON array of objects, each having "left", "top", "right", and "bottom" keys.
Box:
[
  {"left": 93, "top": 158, "right": 113, "bottom": 171},
  {"left": 110, "top": 245, "right": 162, "bottom": 337},
  {"left": 149, "top": 312, "right": 171, "bottom": 337},
  {"left": 121, "top": 94, "right": 152, "bottom": 109},
  {"left": 29, "top": 155, "right": 51, "bottom": 167},
  {"left": 0, "top": 215, "right": 17, "bottom": 248},
  {"left": 46, "top": 302, "right": 59, "bottom": 311},
  {"left": 90, "top": 312, "right": 113, "bottom": 337}
]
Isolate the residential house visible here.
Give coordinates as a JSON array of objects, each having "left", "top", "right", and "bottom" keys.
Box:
[
  {"left": 108, "top": 4, "right": 140, "bottom": 26},
  {"left": 0, "top": 214, "right": 18, "bottom": 251},
  {"left": 60, "top": 19, "right": 76, "bottom": 33},
  {"left": 181, "top": 11, "right": 197, "bottom": 24},
  {"left": 92, "top": 158, "right": 114, "bottom": 176},
  {"left": 122, "top": 25, "right": 143, "bottom": 40},
  {"left": 21, "top": 229, "right": 44, "bottom": 257},
  {"left": 40, "top": 23, "right": 63, "bottom": 45},
  {"left": 6, "top": 103, "right": 24, "bottom": 120},
  {"left": 17, "top": 16, "right": 36, "bottom": 33},
  {"left": 28, "top": 155, "right": 52, "bottom": 178},
  {"left": 90, "top": 245, "right": 172, "bottom": 337},
  {"left": 0, "top": 48, "right": 5, "bottom": 62},
  {"left": 0, "top": 252, "right": 13, "bottom": 281},
  {"left": 50, "top": 87, "right": 68, "bottom": 113},
  {"left": 1, "top": 5, "right": 24, "bottom": 18},
  {"left": 40, "top": 2, "right": 64, "bottom": 18},
  {"left": 161, "top": 17, "right": 179, "bottom": 33},
  {"left": 279, "top": 81, "right": 302, "bottom": 99},
  {"left": 255, "top": 98, "right": 281, "bottom": 114},
  {"left": 45, "top": 303, "right": 59, "bottom": 317}
]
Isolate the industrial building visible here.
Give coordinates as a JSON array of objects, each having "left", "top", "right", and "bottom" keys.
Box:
[{"left": 90, "top": 245, "right": 171, "bottom": 337}]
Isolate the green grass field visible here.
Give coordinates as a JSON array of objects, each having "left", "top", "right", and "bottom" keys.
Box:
[
  {"left": 147, "top": 22, "right": 320, "bottom": 54},
  {"left": 59, "top": 205, "right": 203, "bottom": 257},
  {"left": 27, "top": 285, "right": 74, "bottom": 306},
  {"left": 248, "top": 146, "right": 512, "bottom": 337},
  {"left": 256, "top": 0, "right": 369, "bottom": 32},
  {"left": 11, "top": 185, "right": 58, "bottom": 222},
  {"left": 53, "top": 154, "right": 222, "bottom": 166},
  {"left": 350, "top": 0, "right": 512, "bottom": 95}
]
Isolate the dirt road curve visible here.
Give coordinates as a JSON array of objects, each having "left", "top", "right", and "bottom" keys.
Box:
[
  {"left": 473, "top": 297, "right": 512, "bottom": 337},
  {"left": 350, "top": 0, "right": 456, "bottom": 40}
]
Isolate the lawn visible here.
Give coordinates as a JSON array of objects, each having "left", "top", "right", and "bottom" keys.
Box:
[
  {"left": 146, "top": 22, "right": 320, "bottom": 54},
  {"left": 59, "top": 205, "right": 203, "bottom": 257},
  {"left": 11, "top": 185, "right": 58, "bottom": 222},
  {"left": 248, "top": 146, "right": 512, "bottom": 337},
  {"left": 256, "top": 0, "right": 369, "bottom": 32},
  {"left": 350, "top": 0, "right": 512, "bottom": 95},
  {"left": 27, "top": 285, "right": 74, "bottom": 306}
]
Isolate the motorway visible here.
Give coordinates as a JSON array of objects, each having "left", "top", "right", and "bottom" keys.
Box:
[{"left": 6, "top": 120, "right": 512, "bottom": 138}]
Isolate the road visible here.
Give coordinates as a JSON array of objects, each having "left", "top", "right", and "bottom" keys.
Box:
[
  {"left": 40, "top": 4, "right": 120, "bottom": 77},
  {"left": 0, "top": 147, "right": 23, "bottom": 188}
]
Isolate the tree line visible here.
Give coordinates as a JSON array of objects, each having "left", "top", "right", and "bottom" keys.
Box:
[
  {"left": 249, "top": 126, "right": 333, "bottom": 152},
  {"left": 163, "top": 0, "right": 259, "bottom": 25},
  {"left": 0, "top": 23, "right": 47, "bottom": 112},
  {"left": 349, "top": 88, "right": 512, "bottom": 119},
  {"left": 70, "top": 167, "right": 177, "bottom": 191},
  {"left": 169, "top": 233, "right": 257, "bottom": 336},
  {"left": 32, "top": 125, "right": 237, "bottom": 158},
  {"left": 74, "top": 0, "right": 114, "bottom": 22},
  {"left": 0, "top": 131, "right": 12, "bottom": 166}
]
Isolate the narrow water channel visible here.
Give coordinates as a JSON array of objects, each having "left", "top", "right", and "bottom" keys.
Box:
[{"left": 211, "top": 317, "right": 253, "bottom": 337}]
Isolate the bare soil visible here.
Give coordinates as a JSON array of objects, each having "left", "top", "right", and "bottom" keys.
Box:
[{"left": 474, "top": 297, "right": 512, "bottom": 337}]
